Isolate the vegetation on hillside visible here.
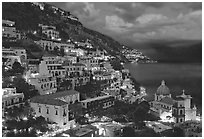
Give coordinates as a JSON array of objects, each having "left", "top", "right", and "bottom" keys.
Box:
[{"left": 2, "top": 2, "right": 128, "bottom": 61}]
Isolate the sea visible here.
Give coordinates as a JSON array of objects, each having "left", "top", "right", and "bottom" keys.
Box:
[{"left": 124, "top": 63, "right": 202, "bottom": 114}]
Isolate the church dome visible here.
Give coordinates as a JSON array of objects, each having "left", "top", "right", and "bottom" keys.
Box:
[{"left": 156, "top": 80, "right": 170, "bottom": 95}]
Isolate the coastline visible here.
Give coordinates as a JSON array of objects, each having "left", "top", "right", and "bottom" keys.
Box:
[{"left": 124, "top": 62, "right": 202, "bottom": 115}]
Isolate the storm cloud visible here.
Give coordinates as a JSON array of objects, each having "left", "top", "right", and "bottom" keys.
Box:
[{"left": 49, "top": 2, "right": 202, "bottom": 46}]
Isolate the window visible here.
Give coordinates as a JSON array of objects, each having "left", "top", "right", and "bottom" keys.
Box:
[
  {"left": 39, "top": 107, "right": 41, "bottom": 113},
  {"left": 63, "top": 109, "right": 66, "bottom": 116},
  {"left": 55, "top": 110, "right": 58, "bottom": 115},
  {"left": 47, "top": 108, "right": 49, "bottom": 114},
  {"left": 180, "top": 109, "right": 183, "bottom": 115}
]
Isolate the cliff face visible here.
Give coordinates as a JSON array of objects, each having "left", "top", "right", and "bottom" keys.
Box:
[{"left": 2, "top": 2, "right": 127, "bottom": 59}]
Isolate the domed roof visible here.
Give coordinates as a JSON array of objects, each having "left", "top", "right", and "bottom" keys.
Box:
[{"left": 156, "top": 80, "right": 170, "bottom": 95}]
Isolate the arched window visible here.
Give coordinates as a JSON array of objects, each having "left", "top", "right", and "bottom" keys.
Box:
[{"left": 180, "top": 109, "right": 183, "bottom": 115}]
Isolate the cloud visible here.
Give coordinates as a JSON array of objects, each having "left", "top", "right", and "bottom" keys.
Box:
[
  {"left": 83, "top": 2, "right": 100, "bottom": 18},
  {"left": 135, "top": 14, "right": 168, "bottom": 24},
  {"left": 49, "top": 2, "right": 202, "bottom": 45},
  {"left": 105, "top": 15, "right": 133, "bottom": 33},
  {"left": 131, "top": 10, "right": 202, "bottom": 41}
]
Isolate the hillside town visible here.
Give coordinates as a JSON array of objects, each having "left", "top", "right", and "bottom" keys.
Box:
[{"left": 2, "top": 2, "right": 202, "bottom": 137}]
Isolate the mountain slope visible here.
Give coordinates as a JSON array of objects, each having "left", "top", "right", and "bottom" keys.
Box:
[{"left": 2, "top": 2, "right": 127, "bottom": 60}]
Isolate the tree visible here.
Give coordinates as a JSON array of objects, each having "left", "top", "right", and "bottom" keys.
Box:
[
  {"left": 60, "top": 79, "right": 72, "bottom": 90},
  {"left": 60, "top": 47, "right": 65, "bottom": 56},
  {"left": 12, "top": 77, "right": 40, "bottom": 100},
  {"left": 133, "top": 101, "right": 150, "bottom": 128},
  {"left": 33, "top": 116, "right": 49, "bottom": 132},
  {"left": 110, "top": 58, "right": 124, "bottom": 71},
  {"left": 11, "top": 61, "right": 25, "bottom": 74},
  {"left": 172, "top": 127, "right": 185, "bottom": 137},
  {"left": 122, "top": 126, "right": 135, "bottom": 137}
]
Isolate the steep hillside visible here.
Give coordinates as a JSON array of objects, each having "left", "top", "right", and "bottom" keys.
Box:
[{"left": 2, "top": 2, "right": 127, "bottom": 60}]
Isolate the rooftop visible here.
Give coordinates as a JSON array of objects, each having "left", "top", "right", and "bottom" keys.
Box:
[
  {"left": 45, "top": 90, "right": 80, "bottom": 99},
  {"left": 159, "top": 97, "right": 174, "bottom": 105},
  {"left": 81, "top": 95, "right": 113, "bottom": 103},
  {"left": 156, "top": 80, "right": 170, "bottom": 95},
  {"left": 30, "top": 97, "right": 68, "bottom": 106},
  {"left": 30, "top": 90, "right": 79, "bottom": 106}
]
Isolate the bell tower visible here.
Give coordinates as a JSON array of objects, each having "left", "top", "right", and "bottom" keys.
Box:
[{"left": 172, "top": 97, "right": 185, "bottom": 123}]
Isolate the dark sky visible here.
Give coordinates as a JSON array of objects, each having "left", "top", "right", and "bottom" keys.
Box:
[{"left": 49, "top": 2, "right": 202, "bottom": 46}]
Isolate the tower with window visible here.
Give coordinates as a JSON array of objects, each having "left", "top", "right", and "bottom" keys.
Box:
[{"left": 172, "top": 97, "right": 185, "bottom": 123}]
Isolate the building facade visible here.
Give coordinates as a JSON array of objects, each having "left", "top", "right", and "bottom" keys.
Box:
[
  {"left": 81, "top": 95, "right": 115, "bottom": 114},
  {"left": 2, "top": 20, "right": 21, "bottom": 40},
  {"left": 2, "top": 88, "right": 24, "bottom": 117},
  {"left": 149, "top": 80, "right": 197, "bottom": 123},
  {"left": 27, "top": 61, "right": 57, "bottom": 95},
  {"left": 30, "top": 90, "right": 80, "bottom": 128}
]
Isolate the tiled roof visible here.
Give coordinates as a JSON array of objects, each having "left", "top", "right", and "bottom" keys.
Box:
[
  {"left": 159, "top": 97, "right": 174, "bottom": 105},
  {"left": 30, "top": 97, "right": 68, "bottom": 106},
  {"left": 81, "top": 95, "right": 113, "bottom": 103},
  {"left": 42, "top": 90, "right": 79, "bottom": 100},
  {"left": 30, "top": 90, "right": 79, "bottom": 106},
  {"left": 174, "top": 96, "right": 185, "bottom": 101}
]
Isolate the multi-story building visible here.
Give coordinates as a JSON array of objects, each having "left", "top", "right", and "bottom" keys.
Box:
[
  {"left": 30, "top": 97, "right": 71, "bottom": 128},
  {"left": 87, "top": 48, "right": 105, "bottom": 58},
  {"left": 62, "top": 61, "right": 86, "bottom": 76},
  {"left": 35, "top": 39, "right": 74, "bottom": 51},
  {"left": 2, "top": 47, "right": 27, "bottom": 67},
  {"left": 42, "top": 54, "right": 66, "bottom": 78},
  {"left": 30, "top": 90, "right": 80, "bottom": 128},
  {"left": 66, "top": 72, "right": 91, "bottom": 90},
  {"left": 27, "top": 61, "right": 57, "bottom": 95},
  {"left": 81, "top": 95, "right": 115, "bottom": 114},
  {"left": 11, "top": 47, "right": 27, "bottom": 60},
  {"left": 64, "top": 55, "right": 77, "bottom": 64},
  {"left": 27, "top": 59, "right": 40, "bottom": 73},
  {"left": 70, "top": 48, "right": 86, "bottom": 57},
  {"left": 2, "top": 49, "right": 21, "bottom": 69},
  {"left": 2, "top": 88, "right": 24, "bottom": 117},
  {"left": 93, "top": 71, "right": 112, "bottom": 81},
  {"left": 79, "top": 56, "right": 99, "bottom": 71},
  {"left": 39, "top": 24, "right": 59, "bottom": 40},
  {"left": 2, "top": 20, "right": 21, "bottom": 40},
  {"left": 172, "top": 97, "right": 185, "bottom": 123}
]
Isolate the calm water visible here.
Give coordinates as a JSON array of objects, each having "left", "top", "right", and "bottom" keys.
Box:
[{"left": 125, "top": 63, "right": 202, "bottom": 113}]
